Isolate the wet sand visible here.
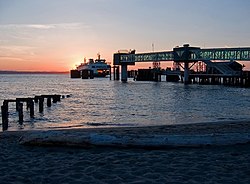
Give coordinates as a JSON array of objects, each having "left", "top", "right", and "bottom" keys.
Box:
[{"left": 1, "top": 121, "right": 250, "bottom": 184}]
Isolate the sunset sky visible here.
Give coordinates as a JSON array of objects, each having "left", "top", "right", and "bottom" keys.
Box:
[{"left": 0, "top": 0, "right": 250, "bottom": 71}]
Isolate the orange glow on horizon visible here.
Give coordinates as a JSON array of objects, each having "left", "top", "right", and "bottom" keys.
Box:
[{"left": 1, "top": 52, "right": 250, "bottom": 72}]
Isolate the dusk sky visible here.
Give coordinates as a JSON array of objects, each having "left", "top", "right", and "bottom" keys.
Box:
[{"left": 0, "top": 0, "right": 250, "bottom": 71}]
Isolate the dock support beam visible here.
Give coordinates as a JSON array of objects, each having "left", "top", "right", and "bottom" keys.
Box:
[
  {"left": 113, "top": 66, "right": 120, "bottom": 80},
  {"left": 109, "top": 65, "right": 112, "bottom": 80},
  {"left": 184, "top": 62, "right": 190, "bottom": 85},
  {"left": 121, "top": 64, "right": 128, "bottom": 82}
]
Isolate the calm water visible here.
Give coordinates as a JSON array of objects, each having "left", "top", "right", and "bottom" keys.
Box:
[{"left": 0, "top": 74, "right": 249, "bottom": 131}]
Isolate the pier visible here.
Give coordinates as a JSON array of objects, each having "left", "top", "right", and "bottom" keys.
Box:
[{"left": 113, "top": 44, "right": 250, "bottom": 86}]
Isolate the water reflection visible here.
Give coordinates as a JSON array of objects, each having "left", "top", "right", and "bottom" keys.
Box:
[{"left": 0, "top": 74, "right": 249, "bottom": 130}]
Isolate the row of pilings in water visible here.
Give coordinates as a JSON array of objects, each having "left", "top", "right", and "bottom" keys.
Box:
[
  {"left": 1, "top": 94, "right": 70, "bottom": 131},
  {"left": 127, "top": 69, "right": 250, "bottom": 87},
  {"left": 188, "top": 74, "right": 250, "bottom": 87}
]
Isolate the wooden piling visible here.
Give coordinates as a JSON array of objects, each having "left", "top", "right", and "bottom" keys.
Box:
[
  {"left": 1, "top": 94, "right": 66, "bottom": 130},
  {"left": 52, "top": 96, "right": 57, "bottom": 103},
  {"left": 34, "top": 96, "right": 39, "bottom": 103},
  {"left": 47, "top": 97, "right": 52, "bottom": 107},
  {"left": 3, "top": 100, "right": 8, "bottom": 113},
  {"left": 18, "top": 103, "right": 23, "bottom": 125},
  {"left": 16, "top": 100, "right": 20, "bottom": 111},
  {"left": 1, "top": 104, "right": 8, "bottom": 131},
  {"left": 39, "top": 97, "right": 44, "bottom": 113},
  {"left": 29, "top": 99, "right": 34, "bottom": 118},
  {"left": 57, "top": 95, "right": 61, "bottom": 101},
  {"left": 52, "top": 95, "right": 61, "bottom": 103},
  {"left": 26, "top": 99, "right": 30, "bottom": 110}
]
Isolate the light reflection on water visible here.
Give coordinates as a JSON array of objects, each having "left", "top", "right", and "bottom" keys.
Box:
[{"left": 0, "top": 74, "right": 249, "bottom": 131}]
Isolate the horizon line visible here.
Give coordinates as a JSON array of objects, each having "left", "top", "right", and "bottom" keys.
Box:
[{"left": 0, "top": 70, "right": 69, "bottom": 74}]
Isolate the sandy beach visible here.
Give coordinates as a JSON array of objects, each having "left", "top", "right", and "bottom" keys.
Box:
[{"left": 1, "top": 121, "right": 250, "bottom": 184}]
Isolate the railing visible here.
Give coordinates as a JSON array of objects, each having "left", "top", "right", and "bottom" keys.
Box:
[
  {"left": 119, "top": 51, "right": 174, "bottom": 63},
  {"left": 115, "top": 46, "right": 250, "bottom": 64},
  {"left": 190, "top": 48, "right": 250, "bottom": 61}
]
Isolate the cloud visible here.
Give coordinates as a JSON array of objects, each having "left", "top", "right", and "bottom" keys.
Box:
[
  {"left": 26, "top": 24, "right": 56, "bottom": 29},
  {"left": 0, "top": 45, "right": 36, "bottom": 57},
  {"left": 0, "top": 22, "right": 93, "bottom": 44},
  {"left": 0, "top": 56, "right": 26, "bottom": 61},
  {"left": 0, "top": 23, "right": 90, "bottom": 30}
]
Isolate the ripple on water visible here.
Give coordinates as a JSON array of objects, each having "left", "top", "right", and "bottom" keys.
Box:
[{"left": 1, "top": 75, "right": 250, "bottom": 130}]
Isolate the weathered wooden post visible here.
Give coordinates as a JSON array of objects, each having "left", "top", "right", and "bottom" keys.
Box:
[
  {"left": 3, "top": 100, "right": 8, "bottom": 114},
  {"left": 1, "top": 101, "right": 8, "bottom": 131},
  {"left": 47, "top": 97, "right": 52, "bottom": 107},
  {"left": 52, "top": 96, "right": 57, "bottom": 103},
  {"left": 52, "top": 95, "right": 57, "bottom": 103},
  {"left": 18, "top": 102, "right": 23, "bottom": 125},
  {"left": 52, "top": 95, "right": 58, "bottom": 103},
  {"left": 39, "top": 97, "right": 44, "bottom": 113},
  {"left": 53, "top": 95, "right": 61, "bottom": 103},
  {"left": 29, "top": 99, "right": 34, "bottom": 118},
  {"left": 1, "top": 106, "right": 8, "bottom": 131},
  {"left": 16, "top": 100, "right": 20, "bottom": 111},
  {"left": 26, "top": 98, "right": 31, "bottom": 110},
  {"left": 34, "top": 96, "right": 39, "bottom": 103}
]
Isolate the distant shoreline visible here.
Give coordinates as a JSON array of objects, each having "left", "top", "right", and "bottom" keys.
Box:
[{"left": 0, "top": 70, "right": 69, "bottom": 74}]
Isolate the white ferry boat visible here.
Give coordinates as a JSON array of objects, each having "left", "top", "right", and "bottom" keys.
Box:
[{"left": 76, "top": 54, "right": 111, "bottom": 77}]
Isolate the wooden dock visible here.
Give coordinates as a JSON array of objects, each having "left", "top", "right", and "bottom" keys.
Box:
[{"left": 1, "top": 94, "right": 70, "bottom": 131}]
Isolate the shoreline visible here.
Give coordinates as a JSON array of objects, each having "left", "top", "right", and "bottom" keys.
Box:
[
  {"left": 1, "top": 121, "right": 250, "bottom": 184},
  {"left": 1, "top": 120, "right": 250, "bottom": 148}
]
